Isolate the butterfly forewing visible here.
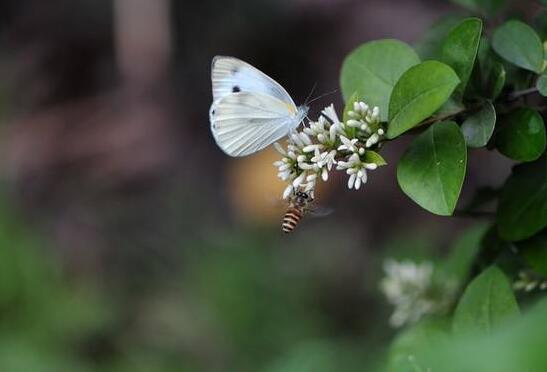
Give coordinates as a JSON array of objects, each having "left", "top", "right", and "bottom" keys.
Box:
[{"left": 211, "top": 56, "right": 297, "bottom": 107}]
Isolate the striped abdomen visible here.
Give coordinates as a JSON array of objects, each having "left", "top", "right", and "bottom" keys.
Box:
[{"left": 282, "top": 207, "right": 303, "bottom": 233}]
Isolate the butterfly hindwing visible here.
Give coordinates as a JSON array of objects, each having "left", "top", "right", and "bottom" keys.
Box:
[{"left": 210, "top": 92, "right": 298, "bottom": 157}]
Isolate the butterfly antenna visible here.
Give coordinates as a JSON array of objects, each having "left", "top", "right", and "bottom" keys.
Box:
[
  {"left": 304, "top": 81, "right": 318, "bottom": 106},
  {"left": 306, "top": 89, "right": 339, "bottom": 105}
]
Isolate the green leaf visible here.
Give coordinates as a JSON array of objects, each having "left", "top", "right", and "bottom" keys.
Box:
[
  {"left": 537, "top": 74, "right": 547, "bottom": 97},
  {"left": 441, "top": 224, "right": 489, "bottom": 284},
  {"left": 364, "top": 150, "right": 387, "bottom": 166},
  {"left": 387, "top": 61, "right": 460, "bottom": 138},
  {"left": 484, "top": 60, "right": 506, "bottom": 99},
  {"left": 453, "top": 266, "right": 519, "bottom": 335},
  {"left": 497, "top": 154, "right": 547, "bottom": 241},
  {"left": 419, "top": 299, "right": 547, "bottom": 372},
  {"left": 461, "top": 102, "right": 496, "bottom": 148},
  {"left": 441, "top": 18, "right": 482, "bottom": 100},
  {"left": 414, "top": 16, "right": 463, "bottom": 60},
  {"left": 492, "top": 20, "right": 544, "bottom": 73},
  {"left": 340, "top": 39, "right": 420, "bottom": 122},
  {"left": 388, "top": 318, "right": 450, "bottom": 372},
  {"left": 496, "top": 108, "right": 546, "bottom": 162},
  {"left": 450, "top": 0, "right": 508, "bottom": 15},
  {"left": 397, "top": 121, "right": 467, "bottom": 216},
  {"left": 473, "top": 38, "right": 507, "bottom": 99},
  {"left": 517, "top": 230, "right": 547, "bottom": 276}
]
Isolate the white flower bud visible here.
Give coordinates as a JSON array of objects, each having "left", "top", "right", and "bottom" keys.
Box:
[
  {"left": 273, "top": 142, "right": 286, "bottom": 155},
  {"left": 348, "top": 173, "right": 356, "bottom": 189},
  {"left": 292, "top": 172, "right": 306, "bottom": 187},
  {"left": 300, "top": 132, "right": 312, "bottom": 145},
  {"left": 322, "top": 167, "right": 329, "bottom": 181},
  {"left": 282, "top": 184, "right": 293, "bottom": 199}
]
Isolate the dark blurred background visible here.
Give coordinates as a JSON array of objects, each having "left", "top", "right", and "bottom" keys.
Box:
[{"left": 0, "top": 0, "right": 534, "bottom": 371}]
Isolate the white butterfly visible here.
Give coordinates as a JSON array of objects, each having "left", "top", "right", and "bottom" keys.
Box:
[{"left": 209, "top": 56, "right": 309, "bottom": 157}]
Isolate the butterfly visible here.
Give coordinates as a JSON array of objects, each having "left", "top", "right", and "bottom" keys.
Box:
[{"left": 209, "top": 56, "right": 309, "bottom": 157}]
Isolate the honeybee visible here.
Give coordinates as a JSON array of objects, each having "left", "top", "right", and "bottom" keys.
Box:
[{"left": 282, "top": 191, "right": 330, "bottom": 233}]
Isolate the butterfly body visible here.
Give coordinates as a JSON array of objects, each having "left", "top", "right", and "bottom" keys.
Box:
[{"left": 210, "top": 56, "right": 308, "bottom": 157}]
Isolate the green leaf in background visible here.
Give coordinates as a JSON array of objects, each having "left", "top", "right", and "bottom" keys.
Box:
[
  {"left": 483, "top": 60, "right": 506, "bottom": 99},
  {"left": 453, "top": 266, "right": 519, "bottom": 335},
  {"left": 441, "top": 18, "right": 482, "bottom": 100},
  {"left": 473, "top": 38, "right": 506, "bottom": 99},
  {"left": 517, "top": 230, "right": 547, "bottom": 276},
  {"left": 461, "top": 102, "right": 496, "bottom": 148},
  {"left": 538, "top": 73, "right": 547, "bottom": 97},
  {"left": 441, "top": 224, "right": 489, "bottom": 284},
  {"left": 387, "top": 62, "right": 460, "bottom": 138},
  {"left": 420, "top": 299, "right": 547, "bottom": 372},
  {"left": 397, "top": 121, "right": 467, "bottom": 216},
  {"left": 492, "top": 20, "right": 544, "bottom": 73},
  {"left": 496, "top": 108, "right": 546, "bottom": 162},
  {"left": 414, "top": 16, "right": 463, "bottom": 60},
  {"left": 449, "top": 0, "right": 508, "bottom": 15},
  {"left": 388, "top": 318, "right": 450, "bottom": 372},
  {"left": 340, "top": 39, "right": 420, "bottom": 121},
  {"left": 534, "top": 10, "right": 547, "bottom": 40},
  {"left": 497, "top": 154, "right": 547, "bottom": 241}
]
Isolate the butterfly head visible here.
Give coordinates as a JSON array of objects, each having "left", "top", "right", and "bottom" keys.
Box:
[{"left": 296, "top": 105, "right": 309, "bottom": 125}]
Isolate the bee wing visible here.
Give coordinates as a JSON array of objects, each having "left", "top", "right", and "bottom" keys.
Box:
[{"left": 307, "top": 205, "right": 334, "bottom": 218}]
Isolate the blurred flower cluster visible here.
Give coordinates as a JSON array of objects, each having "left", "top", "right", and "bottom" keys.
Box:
[
  {"left": 514, "top": 271, "right": 547, "bottom": 292},
  {"left": 380, "top": 259, "right": 457, "bottom": 328},
  {"left": 274, "top": 102, "right": 386, "bottom": 199}
]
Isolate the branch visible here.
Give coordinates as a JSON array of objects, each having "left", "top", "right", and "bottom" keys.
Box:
[{"left": 506, "top": 87, "right": 539, "bottom": 101}]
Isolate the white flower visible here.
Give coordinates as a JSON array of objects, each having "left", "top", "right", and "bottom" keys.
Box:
[
  {"left": 274, "top": 101, "right": 386, "bottom": 199},
  {"left": 336, "top": 153, "right": 377, "bottom": 190},
  {"left": 380, "top": 259, "right": 456, "bottom": 328},
  {"left": 321, "top": 104, "right": 342, "bottom": 124},
  {"left": 337, "top": 136, "right": 358, "bottom": 152}
]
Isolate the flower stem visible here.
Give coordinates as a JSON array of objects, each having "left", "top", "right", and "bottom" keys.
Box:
[{"left": 506, "top": 87, "right": 539, "bottom": 101}]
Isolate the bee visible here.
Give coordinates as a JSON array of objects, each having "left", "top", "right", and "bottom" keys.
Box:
[{"left": 282, "top": 190, "right": 331, "bottom": 233}]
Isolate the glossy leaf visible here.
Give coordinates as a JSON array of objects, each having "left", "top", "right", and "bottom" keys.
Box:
[
  {"left": 538, "top": 74, "right": 547, "bottom": 97},
  {"left": 492, "top": 20, "right": 544, "bottom": 73},
  {"left": 453, "top": 266, "right": 519, "bottom": 335},
  {"left": 496, "top": 108, "right": 546, "bottom": 162},
  {"left": 364, "top": 150, "right": 387, "bottom": 166},
  {"left": 497, "top": 154, "right": 547, "bottom": 241},
  {"left": 387, "top": 62, "right": 460, "bottom": 138},
  {"left": 441, "top": 18, "right": 482, "bottom": 99},
  {"left": 461, "top": 102, "right": 496, "bottom": 148},
  {"left": 340, "top": 39, "right": 420, "bottom": 121},
  {"left": 397, "top": 121, "right": 467, "bottom": 216}
]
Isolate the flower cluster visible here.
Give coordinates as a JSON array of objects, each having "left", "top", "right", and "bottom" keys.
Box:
[
  {"left": 274, "top": 101, "right": 386, "bottom": 199},
  {"left": 380, "top": 259, "right": 457, "bottom": 328},
  {"left": 514, "top": 271, "right": 547, "bottom": 292}
]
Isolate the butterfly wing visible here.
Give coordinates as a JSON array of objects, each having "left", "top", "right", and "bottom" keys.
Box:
[
  {"left": 211, "top": 56, "right": 297, "bottom": 107},
  {"left": 210, "top": 92, "right": 300, "bottom": 157}
]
